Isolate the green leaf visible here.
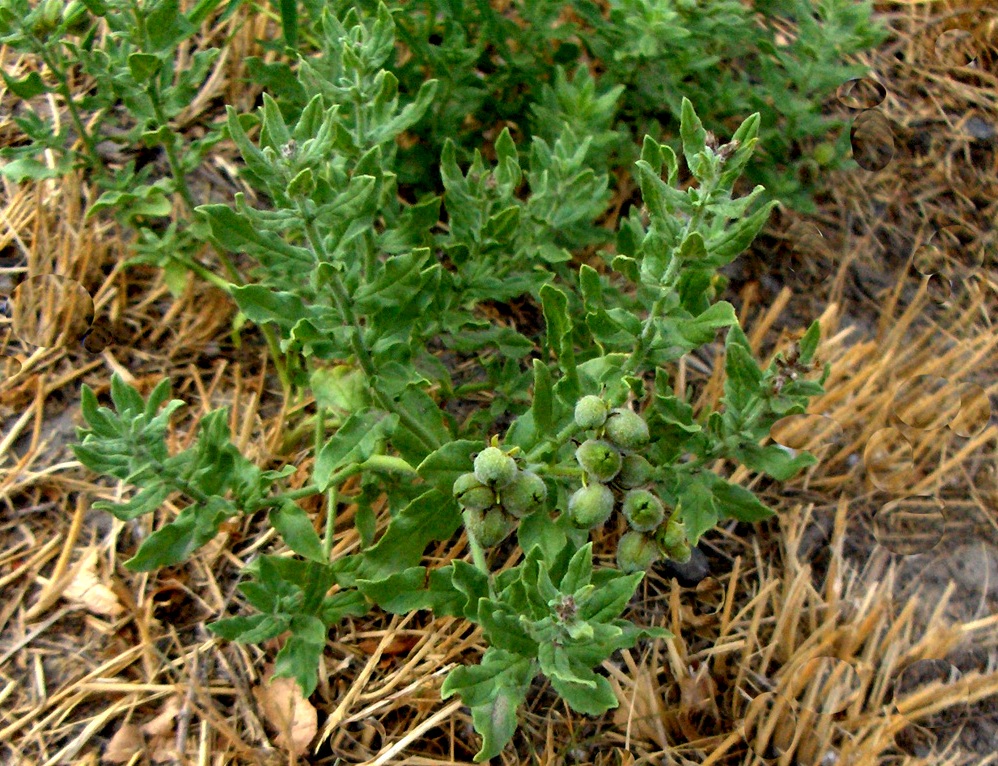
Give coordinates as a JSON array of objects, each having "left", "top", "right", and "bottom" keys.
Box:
[
  {"left": 540, "top": 284, "right": 578, "bottom": 400},
  {"left": 356, "top": 566, "right": 435, "bottom": 613},
  {"left": 530, "top": 359, "right": 553, "bottom": 435},
  {"left": 578, "top": 571, "right": 643, "bottom": 623},
  {"left": 680, "top": 231, "right": 707, "bottom": 261},
  {"left": 125, "top": 497, "right": 233, "bottom": 571},
  {"left": 679, "top": 97, "right": 708, "bottom": 176},
  {"left": 208, "top": 613, "right": 291, "bottom": 643},
  {"left": 560, "top": 541, "right": 593, "bottom": 594},
  {"left": 314, "top": 409, "right": 398, "bottom": 491},
  {"left": 310, "top": 364, "right": 369, "bottom": 414},
  {"left": 549, "top": 672, "right": 618, "bottom": 716},
  {"left": 676, "top": 476, "right": 719, "bottom": 544},
  {"left": 229, "top": 284, "right": 311, "bottom": 328},
  {"left": 735, "top": 442, "right": 817, "bottom": 481},
  {"left": 704, "top": 474, "right": 776, "bottom": 522},
  {"left": 441, "top": 648, "right": 534, "bottom": 762},
  {"left": 1, "top": 70, "right": 48, "bottom": 99},
  {"left": 676, "top": 301, "right": 737, "bottom": 346},
  {"left": 271, "top": 500, "right": 324, "bottom": 562},
  {"left": 196, "top": 204, "right": 312, "bottom": 263},
  {"left": 146, "top": 0, "right": 196, "bottom": 51},
  {"left": 415, "top": 439, "right": 478, "bottom": 495},
  {"left": 276, "top": 0, "right": 298, "bottom": 50},
  {"left": 706, "top": 198, "right": 779, "bottom": 266},
  {"left": 274, "top": 614, "right": 326, "bottom": 697},
  {"left": 358, "top": 489, "right": 462, "bottom": 581},
  {"left": 128, "top": 53, "right": 162, "bottom": 82},
  {"left": 798, "top": 319, "right": 820, "bottom": 365}
]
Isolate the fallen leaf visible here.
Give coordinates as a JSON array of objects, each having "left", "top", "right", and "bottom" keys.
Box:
[
  {"left": 254, "top": 668, "right": 318, "bottom": 756},
  {"left": 102, "top": 723, "right": 143, "bottom": 763},
  {"left": 64, "top": 549, "right": 124, "bottom": 617},
  {"left": 141, "top": 694, "right": 183, "bottom": 738},
  {"left": 141, "top": 695, "right": 183, "bottom": 763}
]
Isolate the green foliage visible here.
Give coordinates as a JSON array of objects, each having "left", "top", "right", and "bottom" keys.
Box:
[{"left": 49, "top": 1, "right": 849, "bottom": 759}]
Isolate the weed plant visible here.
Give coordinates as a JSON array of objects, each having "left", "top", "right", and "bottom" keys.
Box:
[{"left": 0, "top": 0, "right": 855, "bottom": 759}]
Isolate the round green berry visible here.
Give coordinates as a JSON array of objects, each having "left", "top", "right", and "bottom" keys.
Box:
[
  {"left": 656, "top": 519, "right": 692, "bottom": 563},
  {"left": 575, "top": 439, "right": 622, "bottom": 483},
  {"left": 568, "top": 482, "right": 615, "bottom": 529},
  {"left": 621, "top": 489, "right": 666, "bottom": 532},
  {"left": 616, "top": 530, "right": 661, "bottom": 573},
  {"left": 617, "top": 454, "right": 652, "bottom": 489},
  {"left": 465, "top": 507, "right": 517, "bottom": 548},
  {"left": 604, "top": 408, "right": 650, "bottom": 451},
  {"left": 453, "top": 472, "right": 496, "bottom": 511},
  {"left": 499, "top": 470, "right": 547, "bottom": 518},
  {"left": 473, "top": 446, "right": 518, "bottom": 489},
  {"left": 574, "top": 395, "right": 609, "bottom": 430}
]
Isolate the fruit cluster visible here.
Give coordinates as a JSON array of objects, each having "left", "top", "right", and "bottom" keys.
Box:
[
  {"left": 452, "top": 446, "right": 548, "bottom": 547},
  {"left": 569, "top": 395, "right": 692, "bottom": 572}
]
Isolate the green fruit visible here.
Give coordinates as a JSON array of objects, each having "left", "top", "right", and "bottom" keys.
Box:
[
  {"left": 473, "top": 446, "right": 517, "bottom": 488},
  {"left": 499, "top": 470, "right": 547, "bottom": 518},
  {"left": 616, "top": 530, "right": 661, "bottom": 573},
  {"left": 574, "top": 395, "right": 609, "bottom": 430},
  {"left": 453, "top": 472, "right": 495, "bottom": 511},
  {"left": 575, "top": 439, "right": 622, "bottom": 483},
  {"left": 568, "top": 482, "right": 615, "bottom": 529},
  {"left": 656, "top": 519, "right": 692, "bottom": 563},
  {"left": 62, "top": 0, "right": 89, "bottom": 33},
  {"left": 465, "top": 507, "right": 517, "bottom": 548},
  {"left": 621, "top": 489, "right": 665, "bottom": 532},
  {"left": 617, "top": 454, "right": 652, "bottom": 488},
  {"left": 604, "top": 408, "right": 650, "bottom": 450}
]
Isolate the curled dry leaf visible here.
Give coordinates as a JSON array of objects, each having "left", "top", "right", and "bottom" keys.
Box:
[
  {"left": 64, "top": 548, "right": 124, "bottom": 617},
  {"left": 102, "top": 723, "right": 144, "bottom": 764},
  {"left": 253, "top": 668, "right": 318, "bottom": 756}
]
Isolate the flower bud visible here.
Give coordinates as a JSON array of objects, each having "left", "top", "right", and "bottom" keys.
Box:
[
  {"left": 568, "top": 482, "right": 615, "bottom": 529},
  {"left": 621, "top": 489, "right": 665, "bottom": 532},
  {"left": 604, "top": 408, "right": 650, "bottom": 451},
  {"left": 575, "top": 439, "right": 622, "bottom": 483},
  {"left": 499, "top": 470, "right": 547, "bottom": 518},
  {"left": 574, "top": 395, "right": 609, "bottom": 430},
  {"left": 473, "top": 446, "right": 517, "bottom": 489},
  {"left": 453, "top": 472, "right": 495, "bottom": 511}
]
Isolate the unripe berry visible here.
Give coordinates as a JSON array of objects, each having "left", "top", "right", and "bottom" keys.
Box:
[
  {"left": 575, "top": 439, "right": 622, "bottom": 483},
  {"left": 656, "top": 518, "right": 692, "bottom": 563},
  {"left": 465, "top": 507, "right": 517, "bottom": 548},
  {"left": 499, "top": 470, "right": 547, "bottom": 518},
  {"left": 568, "top": 482, "right": 615, "bottom": 529},
  {"left": 473, "top": 446, "right": 517, "bottom": 489},
  {"left": 453, "top": 472, "right": 495, "bottom": 511},
  {"left": 617, "top": 454, "right": 652, "bottom": 488},
  {"left": 574, "top": 395, "right": 609, "bottom": 430},
  {"left": 621, "top": 489, "right": 665, "bottom": 532},
  {"left": 604, "top": 408, "right": 650, "bottom": 451},
  {"left": 616, "top": 530, "right": 661, "bottom": 572}
]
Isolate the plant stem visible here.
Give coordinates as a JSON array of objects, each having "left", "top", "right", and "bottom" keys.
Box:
[
  {"left": 525, "top": 420, "right": 580, "bottom": 463},
  {"left": 297, "top": 201, "right": 441, "bottom": 452},
  {"left": 323, "top": 485, "right": 337, "bottom": 560},
  {"left": 462, "top": 510, "right": 491, "bottom": 575}
]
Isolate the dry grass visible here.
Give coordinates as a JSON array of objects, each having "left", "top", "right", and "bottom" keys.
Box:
[{"left": 1, "top": 0, "right": 997, "bottom": 763}]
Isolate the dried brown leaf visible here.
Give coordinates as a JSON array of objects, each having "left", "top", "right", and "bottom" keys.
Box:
[
  {"left": 253, "top": 669, "right": 318, "bottom": 756},
  {"left": 63, "top": 549, "right": 124, "bottom": 617},
  {"left": 102, "top": 723, "right": 144, "bottom": 763}
]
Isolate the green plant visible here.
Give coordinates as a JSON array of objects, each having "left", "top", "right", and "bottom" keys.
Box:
[{"left": 72, "top": 9, "right": 831, "bottom": 748}]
